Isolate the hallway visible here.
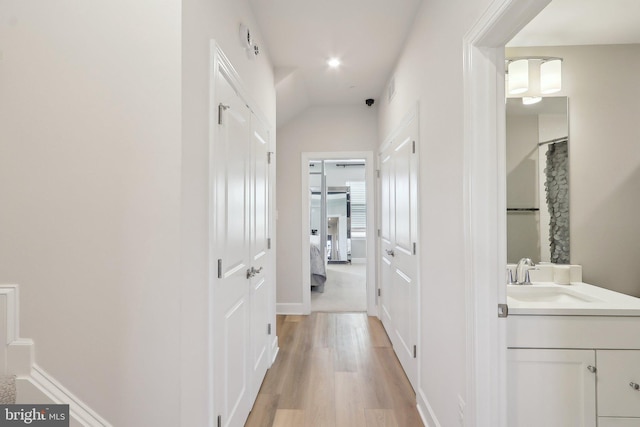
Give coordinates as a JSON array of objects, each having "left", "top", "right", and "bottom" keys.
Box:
[{"left": 245, "top": 313, "right": 423, "bottom": 427}]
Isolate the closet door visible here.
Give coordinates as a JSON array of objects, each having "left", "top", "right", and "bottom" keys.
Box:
[
  {"left": 213, "top": 69, "right": 253, "bottom": 427},
  {"left": 378, "top": 114, "right": 420, "bottom": 392},
  {"left": 379, "top": 149, "right": 395, "bottom": 336},
  {"left": 249, "top": 116, "right": 272, "bottom": 403}
]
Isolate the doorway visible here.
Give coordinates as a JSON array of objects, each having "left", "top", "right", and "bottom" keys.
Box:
[{"left": 301, "top": 151, "right": 377, "bottom": 315}]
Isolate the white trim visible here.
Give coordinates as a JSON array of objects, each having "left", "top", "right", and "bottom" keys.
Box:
[
  {"left": 378, "top": 103, "right": 419, "bottom": 151},
  {"left": 276, "top": 303, "right": 306, "bottom": 315},
  {"left": 417, "top": 388, "right": 440, "bottom": 427},
  {"left": 300, "top": 151, "right": 377, "bottom": 317},
  {"left": 0, "top": 285, "right": 110, "bottom": 426},
  {"left": 462, "top": 1, "right": 550, "bottom": 426},
  {"left": 270, "top": 336, "right": 279, "bottom": 364},
  {"left": 22, "top": 365, "right": 112, "bottom": 426}
]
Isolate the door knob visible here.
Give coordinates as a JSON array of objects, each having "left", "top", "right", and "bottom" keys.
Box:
[
  {"left": 246, "top": 268, "right": 254, "bottom": 279},
  {"left": 630, "top": 382, "right": 640, "bottom": 391},
  {"left": 385, "top": 249, "right": 395, "bottom": 257},
  {"left": 587, "top": 365, "right": 597, "bottom": 373},
  {"left": 254, "top": 266, "right": 263, "bottom": 274}
]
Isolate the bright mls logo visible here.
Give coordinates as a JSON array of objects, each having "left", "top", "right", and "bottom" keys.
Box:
[{"left": 0, "top": 405, "right": 69, "bottom": 426}]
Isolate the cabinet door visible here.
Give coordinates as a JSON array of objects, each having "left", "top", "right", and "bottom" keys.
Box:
[
  {"left": 597, "top": 350, "right": 640, "bottom": 417},
  {"left": 508, "top": 349, "right": 596, "bottom": 427}
]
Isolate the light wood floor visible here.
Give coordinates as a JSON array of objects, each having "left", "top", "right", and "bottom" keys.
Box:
[{"left": 245, "top": 313, "right": 424, "bottom": 427}]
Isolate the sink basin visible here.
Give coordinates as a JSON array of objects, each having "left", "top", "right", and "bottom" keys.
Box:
[
  {"left": 507, "top": 285, "right": 603, "bottom": 304},
  {"left": 506, "top": 282, "right": 640, "bottom": 316}
]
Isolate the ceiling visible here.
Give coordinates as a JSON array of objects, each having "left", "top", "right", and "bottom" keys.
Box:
[
  {"left": 248, "top": 0, "right": 640, "bottom": 127},
  {"left": 508, "top": 0, "right": 640, "bottom": 47},
  {"left": 248, "top": 0, "right": 422, "bottom": 127}
]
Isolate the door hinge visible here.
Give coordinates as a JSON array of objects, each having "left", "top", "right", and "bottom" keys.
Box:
[
  {"left": 376, "top": 169, "right": 380, "bottom": 178},
  {"left": 413, "top": 242, "right": 417, "bottom": 255},
  {"left": 267, "top": 151, "right": 273, "bottom": 164},
  {"left": 267, "top": 238, "right": 271, "bottom": 250},
  {"left": 413, "top": 345, "right": 417, "bottom": 358},
  {"left": 268, "top": 323, "right": 272, "bottom": 335},
  {"left": 217, "top": 415, "right": 221, "bottom": 427},
  {"left": 377, "top": 229, "right": 381, "bottom": 237},
  {"left": 412, "top": 140, "right": 416, "bottom": 154},
  {"left": 217, "top": 259, "right": 222, "bottom": 279},
  {"left": 377, "top": 288, "right": 381, "bottom": 297},
  {"left": 218, "top": 103, "right": 229, "bottom": 125},
  {"left": 498, "top": 303, "right": 509, "bottom": 318}
]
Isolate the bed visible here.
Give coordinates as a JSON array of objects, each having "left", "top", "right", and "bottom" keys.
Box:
[{"left": 310, "top": 235, "right": 327, "bottom": 292}]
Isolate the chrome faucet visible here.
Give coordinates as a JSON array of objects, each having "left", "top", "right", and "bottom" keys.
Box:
[{"left": 515, "top": 258, "right": 535, "bottom": 285}]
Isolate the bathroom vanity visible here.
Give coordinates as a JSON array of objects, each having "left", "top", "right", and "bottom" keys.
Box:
[{"left": 507, "top": 281, "right": 640, "bottom": 427}]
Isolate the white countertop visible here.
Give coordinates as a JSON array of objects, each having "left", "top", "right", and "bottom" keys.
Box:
[{"left": 507, "top": 281, "right": 640, "bottom": 316}]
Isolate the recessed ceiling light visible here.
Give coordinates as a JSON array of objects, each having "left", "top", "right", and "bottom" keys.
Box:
[{"left": 327, "top": 57, "right": 341, "bottom": 68}]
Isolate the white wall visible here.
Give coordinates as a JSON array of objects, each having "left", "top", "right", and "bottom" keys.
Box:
[
  {"left": 276, "top": 105, "right": 377, "bottom": 305},
  {"left": 377, "top": 0, "right": 493, "bottom": 425},
  {"left": 0, "top": 0, "right": 276, "bottom": 425},
  {"left": 507, "top": 44, "right": 640, "bottom": 297},
  {"left": 0, "top": 1, "right": 181, "bottom": 425},
  {"left": 181, "top": 0, "right": 276, "bottom": 425}
]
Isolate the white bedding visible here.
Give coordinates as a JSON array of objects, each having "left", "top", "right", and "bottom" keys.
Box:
[{"left": 310, "top": 235, "right": 326, "bottom": 289}]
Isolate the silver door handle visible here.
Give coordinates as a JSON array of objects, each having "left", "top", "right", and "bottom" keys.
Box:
[
  {"left": 385, "top": 249, "right": 395, "bottom": 257},
  {"left": 630, "top": 382, "right": 640, "bottom": 391},
  {"left": 587, "top": 365, "right": 597, "bottom": 373},
  {"left": 246, "top": 266, "right": 263, "bottom": 279}
]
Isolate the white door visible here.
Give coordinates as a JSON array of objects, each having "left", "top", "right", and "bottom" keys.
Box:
[
  {"left": 508, "top": 348, "right": 597, "bottom": 427},
  {"left": 249, "top": 116, "right": 272, "bottom": 403},
  {"left": 378, "top": 115, "right": 419, "bottom": 391},
  {"left": 379, "top": 150, "right": 394, "bottom": 335},
  {"left": 213, "top": 70, "right": 253, "bottom": 427}
]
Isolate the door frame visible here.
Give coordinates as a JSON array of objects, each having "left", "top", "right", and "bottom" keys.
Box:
[
  {"left": 300, "top": 151, "right": 377, "bottom": 316},
  {"left": 462, "top": 0, "right": 550, "bottom": 426}
]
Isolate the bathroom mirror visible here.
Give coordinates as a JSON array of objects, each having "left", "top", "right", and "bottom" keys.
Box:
[{"left": 506, "top": 96, "right": 569, "bottom": 264}]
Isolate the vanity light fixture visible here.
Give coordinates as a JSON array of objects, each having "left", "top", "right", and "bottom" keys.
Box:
[
  {"left": 506, "top": 56, "right": 563, "bottom": 103},
  {"left": 507, "top": 59, "right": 529, "bottom": 94},
  {"left": 540, "top": 59, "right": 562, "bottom": 94}
]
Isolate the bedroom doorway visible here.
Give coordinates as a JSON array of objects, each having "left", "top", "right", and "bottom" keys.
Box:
[{"left": 301, "top": 152, "right": 377, "bottom": 315}]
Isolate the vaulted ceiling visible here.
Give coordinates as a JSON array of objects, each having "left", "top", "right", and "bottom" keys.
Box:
[
  {"left": 248, "top": 0, "right": 422, "bottom": 127},
  {"left": 248, "top": 0, "right": 640, "bottom": 127}
]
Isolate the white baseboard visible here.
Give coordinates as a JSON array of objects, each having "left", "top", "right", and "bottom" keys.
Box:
[
  {"left": 351, "top": 258, "right": 367, "bottom": 264},
  {"left": 0, "top": 285, "right": 111, "bottom": 426},
  {"left": 417, "top": 388, "right": 441, "bottom": 427},
  {"left": 276, "top": 303, "right": 306, "bottom": 315},
  {"left": 270, "top": 336, "right": 279, "bottom": 364},
  {"left": 21, "top": 365, "right": 112, "bottom": 426}
]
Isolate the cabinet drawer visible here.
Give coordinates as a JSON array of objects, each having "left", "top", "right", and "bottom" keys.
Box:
[
  {"left": 598, "top": 418, "right": 640, "bottom": 427},
  {"left": 598, "top": 350, "right": 640, "bottom": 417}
]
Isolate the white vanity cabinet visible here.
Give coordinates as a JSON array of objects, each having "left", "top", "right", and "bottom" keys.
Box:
[
  {"left": 507, "top": 349, "right": 596, "bottom": 427},
  {"left": 508, "top": 312, "right": 640, "bottom": 427}
]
